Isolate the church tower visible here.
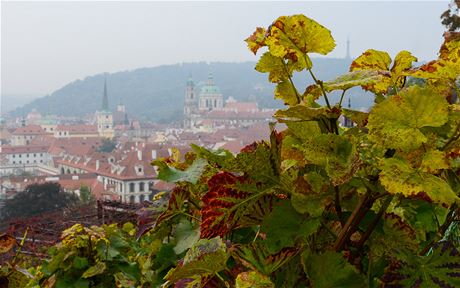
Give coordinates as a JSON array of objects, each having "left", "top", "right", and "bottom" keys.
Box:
[
  {"left": 198, "top": 73, "right": 223, "bottom": 111},
  {"left": 345, "top": 37, "right": 351, "bottom": 60},
  {"left": 183, "top": 74, "right": 198, "bottom": 129},
  {"left": 96, "top": 75, "right": 114, "bottom": 138}
]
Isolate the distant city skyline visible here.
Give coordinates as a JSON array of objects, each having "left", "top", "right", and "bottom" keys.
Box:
[{"left": 1, "top": 1, "right": 450, "bottom": 98}]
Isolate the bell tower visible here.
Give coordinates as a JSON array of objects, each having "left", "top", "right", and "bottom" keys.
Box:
[{"left": 184, "top": 74, "right": 198, "bottom": 129}]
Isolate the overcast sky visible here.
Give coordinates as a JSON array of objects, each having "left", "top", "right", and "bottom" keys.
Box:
[{"left": 1, "top": 1, "right": 451, "bottom": 97}]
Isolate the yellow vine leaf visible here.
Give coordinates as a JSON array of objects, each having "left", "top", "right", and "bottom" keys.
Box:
[
  {"left": 408, "top": 32, "right": 460, "bottom": 82},
  {"left": 350, "top": 49, "right": 391, "bottom": 71},
  {"left": 420, "top": 150, "right": 449, "bottom": 173},
  {"left": 274, "top": 80, "right": 299, "bottom": 106},
  {"left": 255, "top": 52, "right": 290, "bottom": 83},
  {"left": 245, "top": 27, "right": 267, "bottom": 55},
  {"left": 367, "top": 86, "right": 449, "bottom": 151},
  {"left": 265, "top": 14, "right": 335, "bottom": 69},
  {"left": 379, "top": 158, "right": 458, "bottom": 206},
  {"left": 390, "top": 51, "right": 418, "bottom": 86}
]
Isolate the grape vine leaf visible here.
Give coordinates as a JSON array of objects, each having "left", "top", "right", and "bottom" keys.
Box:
[
  {"left": 342, "top": 108, "right": 369, "bottom": 128},
  {"left": 383, "top": 241, "right": 460, "bottom": 287},
  {"left": 295, "top": 133, "right": 358, "bottom": 184},
  {"left": 322, "top": 70, "right": 386, "bottom": 92},
  {"left": 230, "top": 243, "right": 299, "bottom": 275},
  {"left": 379, "top": 158, "right": 459, "bottom": 206},
  {"left": 367, "top": 86, "right": 449, "bottom": 151},
  {"left": 390, "top": 50, "right": 418, "bottom": 86},
  {"left": 164, "top": 237, "right": 228, "bottom": 283},
  {"left": 81, "top": 262, "right": 106, "bottom": 278},
  {"left": 200, "top": 172, "right": 274, "bottom": 239},
  {"left": 265, "top": 14, "right": 335, "bottom": 66},
  {"left": 261, "top": 200, "right": 321, "bottom": 253},
  {"left": 274, "top": 80, "right": 299, "bottom": 106},
  {"left": 173, "top": 219, "right": 200, "bottom": 255},
  {"left": 153, "top": 158, "right": 207, "bottom": 184},
  {"left": 235, "top": 271, "right": 274, "bottom": 288},
  {"left": 304, "top": 251, "right": 366, "bottom": 287},
  {"left": 255, "top": 52, "right": 291, "bottom": 83},
  {"left": 245, "top": 27, "right": 267, "bottom": 55},
  {"left": 408, "top": 32, "right": 460, "bottom": 82},
  {"left": 351, "top": 49, "right": 391, "bottom": 71}
]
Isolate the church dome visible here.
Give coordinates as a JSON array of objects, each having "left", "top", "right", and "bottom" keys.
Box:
[{"left": 200, "top": 73, "right": 221, "bottom": 95}]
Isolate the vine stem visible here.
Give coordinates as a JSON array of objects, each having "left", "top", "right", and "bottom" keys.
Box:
[
  {"left": 307, "top": 68, "right": 331, "bottom": 109},
  {"left": 338, "top": 89, "right": 347, "bottom": 107},
  {"left": 356, "top": 195, "right": 394, "bottom": 249},
  {"left": 334, "top": 186, "right": 345, "bottom": 227},
  {"left": 281, "top": 60, "right": 301, "bottom": 104},
  {"left": 334, "top": 191, "right": 370, "bottom": 251}
]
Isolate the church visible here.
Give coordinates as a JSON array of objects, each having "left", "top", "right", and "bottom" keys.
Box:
[{"left": 183, "top": 73, "right": 274, "bottom": 130}]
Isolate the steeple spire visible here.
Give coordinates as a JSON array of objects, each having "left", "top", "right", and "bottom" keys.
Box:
[
  {"left": 345, "top": 37, "right": 351, "bottom": 60},
  {"left": 207, "top": 72, "right": 214, "bottom": 85},
  {"left": 102, "top": 75, "right": 109, "bottom": 111}
]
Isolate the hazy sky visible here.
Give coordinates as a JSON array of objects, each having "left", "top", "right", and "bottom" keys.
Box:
[{"left": 1, "top": 1, "right": 451, "bottom": 97}]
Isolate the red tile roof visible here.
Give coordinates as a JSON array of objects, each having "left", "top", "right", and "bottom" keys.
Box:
[
  {"left": 1, "top": 145, "right": 49, "bottom": 154},
  {"left": 12, "top": 125, "right": 47, "bottom": 135}
]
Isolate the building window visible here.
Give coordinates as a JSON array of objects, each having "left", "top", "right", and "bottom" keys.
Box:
[
  {"left": 34, "top": 160, "right": 36, "bottom": 163},
  {"left": 139, "top": 182, "right": 145, "bottom": 192},
  {"left": 40, "top": 160, "right": 43, "bottom": 163},
  {"left": 129, "top": 196, "right": 135, "bottom": 203},
  {"left": 19, "top": 161, "right": 22, "bottom": 164},
  {"left": 140, "top": 194, "right": 145, "bottom": 202},
  {"left": 34, "top": 153, "right": 36, "bottom": 157},
  {"left": 26, "top": 160, "right": 29, "bottom": 164},
  {"left": 40, "top": 153, "right": 43, "bottom": 156},
  {"left": 27, "top": 154, "right": 29, "bottom": 157},
  {"left": 138, "top": 167, "right": 142, "bottom": 173},
  {"left": 12, "top": 161, "right": 15, "bottom": 164},
  {"left": 19, "top": 155, "right": 21, "bottom": 158},
  {"left": 12, "top": 155, "right": 15, "bottom": 158},
  {"left": 129, "top": 183, "right": 135, "bottom": 193}
]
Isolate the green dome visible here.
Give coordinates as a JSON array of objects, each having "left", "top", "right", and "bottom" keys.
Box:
[{"left": 200, "top": 73, "right": 221, "bottom": 94}]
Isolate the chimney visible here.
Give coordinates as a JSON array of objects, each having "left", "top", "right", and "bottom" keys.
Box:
[
  {"left": 96, "top": 160, "right": 100, "bottom": 171},
  {"left": 151, "top": 149, "right": 157, "bottom": 160},
  {"left": 137, "top": 150, "right": 142, "bottom": 161}
]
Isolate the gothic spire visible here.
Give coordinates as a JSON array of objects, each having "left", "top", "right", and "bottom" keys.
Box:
[
  {"left": 345, "top": 37, "right": 351, "bottom": 60},
  {"left": 102, "top": 75, "right": 109, "bottom": 111}
]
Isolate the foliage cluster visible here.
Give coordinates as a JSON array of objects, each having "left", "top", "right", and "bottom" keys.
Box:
[
  {"left": 0, "top": 183, "right": 79, "bottom": 222},
  {"left": 2, "top": 14, "right": 460, "bottom": 287}
]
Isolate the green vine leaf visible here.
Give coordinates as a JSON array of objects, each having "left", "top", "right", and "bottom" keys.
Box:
[
  {"left": 153, "top": 158, "right": 207, "bottom": 185},
  {"left": 304, "top": 251, "right": 366, "bottom": 287},
  {"left": 368, "top": 86, "right": 449, "bottom": 151},
  {"left": 230, "top": 243, "right": 299, "bottom": 275},
  {"left": 164, "top": 237, "right": 228, "bottom": 283},
  {"left": 261, "top": 200, "right": 320, "bottom": 253},
  {"left": 255, "top": 52, "right": 291, "bottom": 83},
  {"left": 322, "top": 70, "right": 386, "bottom": 92},
  {"left": 379, "top": 158, "right": 459, "bottom": 206},
  {"left": 383, "top": 241, "right": 460, "bottom": 287},
  {"left": 81, "top": 262, "right": 106, "bottom": 278},
  {"left": 295, "top": 133, "right": 358, "bottom": 185}
]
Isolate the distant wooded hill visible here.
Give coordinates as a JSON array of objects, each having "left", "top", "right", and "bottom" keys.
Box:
[{"left": 12, "top": 59, "right": 373, "bottom": 122}]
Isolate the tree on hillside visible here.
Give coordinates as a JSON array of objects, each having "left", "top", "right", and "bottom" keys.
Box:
[
  {"left": 441, "top": 0, "right": 460, "bottom": 31},
  {"left": 97, "top": 138, "right": 116, "bottom": 153},
  {"left": 0, "top": 183, "right": 79, "bottom": 221},
  {"left": 79, "top": 185, "right": 95, "bottom": 204}
]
